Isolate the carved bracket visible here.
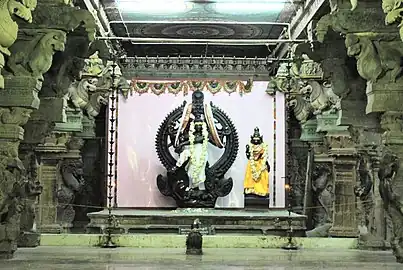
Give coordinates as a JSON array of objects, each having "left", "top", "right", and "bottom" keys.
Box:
[
  {"left": 0, "top": 0, "right": 38, "bottom": 88},
  {"left": 5, "top": 29, "right": 67, "bottom": 81},
  {"left": 26, "top": 4, "right": 96, "bottom": 41}
]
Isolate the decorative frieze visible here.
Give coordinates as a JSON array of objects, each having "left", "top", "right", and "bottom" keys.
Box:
[{"left": 122, "top": 56, "right": 274, "bottom": 78}]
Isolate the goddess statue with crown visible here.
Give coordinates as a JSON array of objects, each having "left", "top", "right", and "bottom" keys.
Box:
[{"left": 244, "top": 127, "right": 270, "bottom": 197}]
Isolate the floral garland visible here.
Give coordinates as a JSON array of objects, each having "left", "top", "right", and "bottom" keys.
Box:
[
  {"left": 167, "top": 81, "right": 184, "bottom": 95},
  {"left": 248, "top": 143, "right": 268, "bottom": 182},
  {"left": 150, "top": 83, "right": 166, "bottom": 95},
  {"left": 131, "top": 80, "right": 149, "bottom": 95},
  {"left": 224, "top": 81, "right": 238, "bottom": 94},
  {"left": 127, "top": 80, "right": 252, "bottom": 97},
  {"left": 206, "top": 80, "right": 222, "bottom": 95},
  {"left": 189, "top": 121, "right": 209, "bottom": 186}
]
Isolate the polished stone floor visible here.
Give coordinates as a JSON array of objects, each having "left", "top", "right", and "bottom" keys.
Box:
[{"left": 2, "top": 247, "right": 402, "bottom": 270}]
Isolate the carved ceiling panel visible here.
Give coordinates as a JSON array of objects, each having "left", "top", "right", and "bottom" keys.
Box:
[
  {"left": 100, "top": 0, "right": 300, "bottom": 56},
  {"left": 112, "top": 23, "right": 282, "bottom": 39}
]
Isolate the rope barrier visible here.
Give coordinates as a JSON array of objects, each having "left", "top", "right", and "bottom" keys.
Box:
[{"left": 30, "top": 197, "right": 384, "bottom": 212}]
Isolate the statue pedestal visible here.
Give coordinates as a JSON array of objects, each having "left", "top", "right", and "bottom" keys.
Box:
[
  {"left": 87, "top": 208, "right": 307, "bottom": 236},
  {"left": 244, "top": 195, "right": 270, "bottom": 210},
  {"left": 17, "top": 232, "right": 41, "bottom": 248}
]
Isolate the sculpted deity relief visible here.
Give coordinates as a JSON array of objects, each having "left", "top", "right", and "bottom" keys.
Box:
[
  {"left": 0, "top": 107, "right": 32, "bottom": 125},
  {"left": 0, "top": 155, "right": 41, "bottom": 257},
  {"left": 57, "top": 159, "right": 84, "bottom": 224},
  {"left": 312, "top": 164, "right": 334, "bottom": 227},
  {"left": 378, "top": 151, "right": 403, "bottom": 263}
]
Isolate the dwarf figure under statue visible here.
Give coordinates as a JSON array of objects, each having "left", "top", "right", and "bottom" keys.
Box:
[{"left": 243, "top": 127, "right": 270, "bottom": 197}]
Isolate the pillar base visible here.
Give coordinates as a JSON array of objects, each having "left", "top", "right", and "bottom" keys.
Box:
[
  {"left": 17, "top": 232, "right": 41, "bottom": 248},
  {"left": 40, "top": 223, "right": 72, "bottom": 234},
  {"left": 329, "top": 226, "right": 358, "bottom": 237}
]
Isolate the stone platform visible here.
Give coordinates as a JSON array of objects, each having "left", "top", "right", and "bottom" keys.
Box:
[{"left": 87, "top": 208, "right": 306, "bottom": 236}]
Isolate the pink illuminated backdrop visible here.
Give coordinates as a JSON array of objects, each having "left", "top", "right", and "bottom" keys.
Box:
[{"left": 109, "top": 81, "right": 286, "bottom": 208}]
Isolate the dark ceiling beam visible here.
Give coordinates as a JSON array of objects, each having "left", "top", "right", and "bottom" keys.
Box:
[{"left": 271, "top": 0, "right": 326, "bottom": 59}]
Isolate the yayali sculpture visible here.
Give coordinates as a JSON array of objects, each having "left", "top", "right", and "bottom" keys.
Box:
[{"left": 156, "top": 90, "right": 239, "bottom": 208}]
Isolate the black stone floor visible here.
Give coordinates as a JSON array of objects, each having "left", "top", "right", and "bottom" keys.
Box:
[{"left": 2, "top": 247, "right": 402, "bottom": 270}]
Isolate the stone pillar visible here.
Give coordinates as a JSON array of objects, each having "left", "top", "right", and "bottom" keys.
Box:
[
  {"left": 15, "top": 0, "right": 96, "bottom": 235},
  {"left": 0, "top": 76, "right": 43, "bottom": 258},
  {"left": 377, "top": 111, "right": 403, "bottom": 262},
  {"left": 34, "top": 134, "right": 84, "bottom": 233},
  {"left": 357, "top": 145, "right": 389, "bottom": 249},
  {"left": 299, "top": 119, "right": 326, "bottom": 231},
  {"left": 73, "top": 116, "right": 100, "bottom": 228},
  {"left": 326, "top": 129, "right": 359, "bottom": 237}
]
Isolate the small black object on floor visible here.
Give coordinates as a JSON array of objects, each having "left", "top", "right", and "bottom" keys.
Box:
[{"left": 186, "top": 219, "right": 203, "bottom": 255}]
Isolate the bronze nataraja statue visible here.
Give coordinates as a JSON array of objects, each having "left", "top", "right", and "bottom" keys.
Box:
[{"left": 155, "top": 90, "right": 239, "bottom": 208}]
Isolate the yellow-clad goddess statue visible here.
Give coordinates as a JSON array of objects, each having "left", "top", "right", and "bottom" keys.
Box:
[{"left": 243, "top": 127, "right": 270, "bottom": 197}]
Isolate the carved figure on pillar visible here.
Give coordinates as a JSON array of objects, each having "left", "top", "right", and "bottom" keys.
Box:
[
  {"left": 345, "top": 34, "right": 403, "bottom": 83},
  {"left": 57, "top": 159, "right": 84, "bottom": 227},
  {"left": 18, "top": 152, "right": 42, "bottom": 247},
  {"left": 287, "top": 94, "right": 312, "bottom": 124},
  {"left": 354, "top": 154, "right": 374, "bottom": 237},
  {"left": 243, "top": 127, "right": 270, "bottom": 197},
  {"left": 0, "top": 156, "right": 41, "bottom": 258},
  {"left": 156, "top": 90, "right": 239, "bottom": 208},
  {"left": 311, "top": 164, "right": 334, "bottom": 227},
  {"left": 379, "top": 151, "right": 403, "bottom": 263},
  {"left": 300, "top": 81, "right": 341, "bottom": 115},
  {"left": 65, "top": 52, "right": 108, "bottom": 119},
  {"left": 0, "top": 0, "right": 37, "bottom": 88}
]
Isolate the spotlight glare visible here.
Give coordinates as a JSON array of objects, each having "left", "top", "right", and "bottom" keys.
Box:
[
  {"left": 116, "top": 0, "right": 191, "bottom": 14},
  {"left": 215, "top": 1, "right": 285, "bottom": 14}
]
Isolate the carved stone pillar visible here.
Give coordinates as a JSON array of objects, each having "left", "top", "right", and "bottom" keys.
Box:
[
  {"left": 0, "top": 77, "right": 42, "bottom": 258},
  {"left": 326, "top": 130, "right": 359, "bottom": 237},
  {"left": 357, "top": 145, "right": 389, "bottom": 249},
  {"left": 17, "top": 1, "right": 96, "bottom": 235},
  {"left": 377, "top": 111, "right": 403, "bottom": 262},
  {"left": 34, "top": 132, "right": 85, "bottom": 233}
]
